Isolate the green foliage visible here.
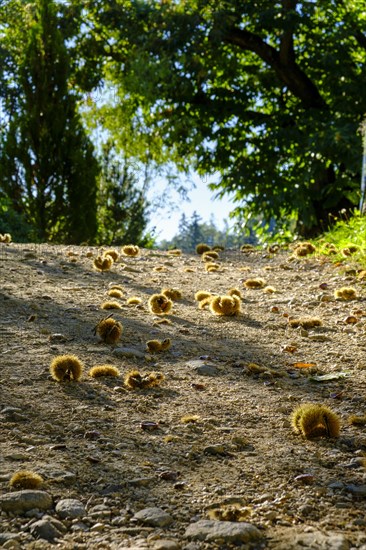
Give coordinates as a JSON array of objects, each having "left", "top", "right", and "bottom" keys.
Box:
[
  {"left": 0, "top": 196, "right": 34, "bottom": 242},
  {"left": 79, "top": 0, "right": 366, "bottom": 236},
  {"left": 96, "top": 144, "right": 155, "bottom": 247},
  {"left": 161, "top": 212, "right": 246, "bottom": 252},
  {"left": 0, "top": 0, "right": 99, "bottom": 244},
  {"left": 317, "top": 210, "right": 366, "bottom": 261}
]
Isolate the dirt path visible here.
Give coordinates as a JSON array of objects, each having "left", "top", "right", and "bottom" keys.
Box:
[{"left": 1, "top": 242, "right": 366, "bottom": 549}]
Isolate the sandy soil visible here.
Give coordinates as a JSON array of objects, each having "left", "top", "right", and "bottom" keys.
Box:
[{"left": 1, "top": 242, "right": 366, "bottom": 549}]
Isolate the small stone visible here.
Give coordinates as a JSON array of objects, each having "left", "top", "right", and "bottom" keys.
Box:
[
  {"left": 0, "top": 534, "right": 20, "bottom": 545},
  {"left": 48, "top": 333, "right": 68, "bottom": 343},
  {"left": 90, "top": 523, "right": 105, "bottom": 532},
  {"left": 269, "top": 529, "right": 349, "bottom": 550},
  {"left": 186, "top": 360, "right": 220, "bottom": 376},
  {"left": 30, "top": 516, "right": 67, "bottom": 541},
  {"left": 308, "top": 334, "right": 331, "bottom": 342},
  {"left": 133, "top": 507, "right": 173, "bottom": 527},
  {"left": 0, "top": 490, "right": 52, "bottom": 513},
  {"left": 152, "top": 540, "right": 180, "bottom": 550},
  {"left": 203, "top": 444, "right": 228, "bottom": 456},
  {"left": 184, "top": 520, "right": 262, "bottom": 544},
  {"left": 113, "top": 347, "right": 145, "bottom": 359},
  {"left": 345, "top": 484, "right": 366, "bottom": 496},
  {"left": 55, "top": 498, "right": 86, "bottom": 519}
]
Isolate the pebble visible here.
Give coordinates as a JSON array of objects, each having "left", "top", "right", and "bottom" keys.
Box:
[
  {"left": 203, "top": 444, "right": 228, "bottom": 456},
  {"left": 308, "top": 334, "right": 331, "bottom": 342},
  {"left": 152, "top": 540, "right": 180, "bottom": 550},
  {"left": 0, "top": 534, "right": 20, "bottom": 545},
  {"left": 269, "top": 529, "right": 350, "bottom": 549},
  {"left": 0, "top": 490, "right": 52, "bottom": 513},
  {"left": 184, "top": 520, "right": 262, "bottom": 543},
  {"left": 113, "top": 347, "right": 145, "bottom": 359},
  {"left": 186, "top": 360, "right": 220, "bottom": 376},
  {"left": 133, "top": 507, "right": 173, "bottom": 527},
  {"left": 55, "top": 498, "right": 86, "bottom": 519},
  {"left": 48, "top": 333, "right": 68, "bottom": 343},
  {"left": 345, "top": 484, "right": 366, "bottom": 496},
  {"left": 30, "top": 516, "right": 67, "bottom": 541}
]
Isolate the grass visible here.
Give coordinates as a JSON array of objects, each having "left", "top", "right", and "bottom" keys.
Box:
[{"left": 315, "top": 211, "right": 366, "bottom": 269}]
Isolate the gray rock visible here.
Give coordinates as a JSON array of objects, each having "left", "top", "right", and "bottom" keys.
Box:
[
  {"left": 152, "top": 540, "right": 180, "bottom": 550},
  {"left": 113, "top": 347, "right": 145, "bottom": 359},
  {"left": 30, "top": 516, "right": 67, "bottom": 541},
  {"left": 133, "top": 507, "right": 173, "bottom": 527},
  {"left": 0, "top": 490, "right": 52, "bottom": 513},
  {"left": 184, "top": 520, "right": 262, "bottom": 543},
  {"left": 345, "top": 483, "right": 366, "bottom": 496},
  {"left": 0, "top": 534, "right": 21, "bottom": 544},
  {"left": 186, "top": 360, "right": 220, "bottom": 376},
  {"left": 55, "top": 498, "right": 86, "bottom": 519},
  {"left": 269, "top": 530, "right": 349, "bottom": 550}
]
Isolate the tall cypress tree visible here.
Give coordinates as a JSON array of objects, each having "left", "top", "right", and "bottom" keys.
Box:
[{"left": 0, "top": 0, "right": 98, "bottom": 243}]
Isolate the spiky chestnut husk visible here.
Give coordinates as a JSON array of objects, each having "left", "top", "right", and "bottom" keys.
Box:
[
  {"left": 9, "top": 470, "right": 44, "bottom": 490},
  {"left": 0, "top": 233, "right": 12, "bottom": 243},
  {"left": 294, "top": 242, "right": 316, "bottom": 257},
  {"left": 240, "top": 244, "right": 255, "bottom": 252},
  {"left": 166, "top": 248, "right": 182, "bottom": 256},
  {"left": 349, "top": 415, "right": 366, "bottom": 426},
  {"left": 146, "top": 338, "right": 171, "bottom": 353},
  {"left": 148, "top": 293, "right": 173, "bottom": 315},
  {"left": 202, "top": 251, "right": 219, "bottom": 261},
  {"left": 227, "top": 288, "right": 243, "bottom": 299},
  {"left": 334, "top": 287, "right": 357, "bottom": 300},
  {"left": 288, "top": 317, "right": 323, "bottom": 329},
  {"left": 196, "top": 243, "right": 211, "bottom": 255},
  {"left": 93, "top": 255, "right": 113, "bottom": 272},
  {"left": 243, "top": 278, "right": 266, "bottom": 289},
  {"left": 209, "top": 295, "right": 241, "bottom": 316},
  {"left": 263, "top": 286, "right": 276, "bottom": 293},
  {"left": 204, "top": 262, "right": 220, "bottom": 272},
  {"left": 208, "top": 506, "right": 251, "bottom": 522},
  {"left": 124, "top": 370, "right": 165, "bottom": 389},
  {"left": 89, "top": 365, "right": 120, "bottom": 377},
  {"left": 50, "top": 354, "right": 84, "bottom": 381},
  {"left": 342, "top": 245, "right": 359, "bottom": 256},
  {"left": 199, "top": 296, "right": 214, "bottom": 309},
  {"left": 194, "top": 291, "right": 212, "bottom": 302},
  {"left": 101, "top": 301, "right": 122, "bottom": 310},
  {"left": 121, "top": 244, "right": 140, "bottom": 257},
  {"left": 291, "top": 403, "right": 340, "bottom": 439},
  {"left": 109, "top": 283, "right": 124, "bottom": 290},
  {"left": 127, "top": 296, "right": 142, "bottom": 305},
  {"left": 104, "top": 249, "right": 119, "bottom": 261},
  {"left": 107, "top": 289, "right": 124, "bottom": 299},
  {"left": 161, "top": 288, "right": 182, "bottom": 300},
  {"left": 181, "top": 414, "right": 200, "bottom": 423},
  {"left": 96, "top": 317, "right": 123, "bottom": 344}
]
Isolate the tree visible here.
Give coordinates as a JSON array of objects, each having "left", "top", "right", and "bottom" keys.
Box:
[
  {"left": 78, "top": 0, "right": 366, "bottom": 236},
  {"left": 0, "top": 0, "right": 99, "bottom": 243},
  {"left": 96, "top": 143, "right": 154, "bottom": 246},
  {"left": 161, "top": 212, "right": 245, "bottom": 252}
]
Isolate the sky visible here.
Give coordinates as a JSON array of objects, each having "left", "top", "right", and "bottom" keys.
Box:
[{"left": 146, "top": 173, "right": 237, "bottom": 243}]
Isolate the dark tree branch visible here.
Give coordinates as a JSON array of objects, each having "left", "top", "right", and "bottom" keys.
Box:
[
  {"left": 223, "top": 27, "right": 326, "bottom": 109},
  {"left": 279, "top": 0, "right": 297, "bottom": 65}
]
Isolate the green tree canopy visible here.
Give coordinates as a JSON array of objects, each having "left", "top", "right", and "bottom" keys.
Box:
[
  {"left": 0, "top": 0, "right": 99, "bottom": 243},
  {"left": 78, "top": 0, "right": 366, "bottom": 236}
]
